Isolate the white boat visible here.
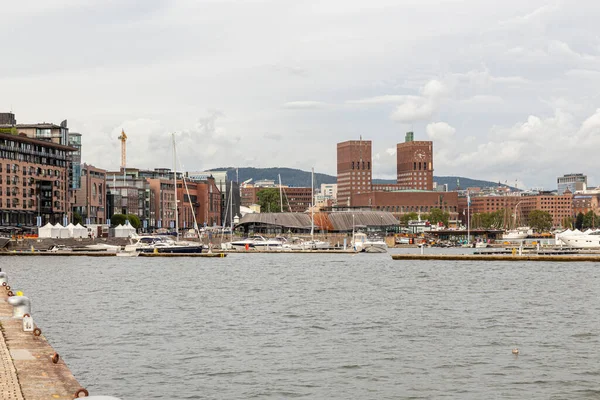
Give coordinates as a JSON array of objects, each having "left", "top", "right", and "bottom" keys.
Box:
[
  {"left": 559, "top": 231, "right": 600, "bottom": 248},
  {"left": 352, "top": 232, "right": 388, "bottom": 253},
  {"left": 301, "top": 239, "right": 331, "bottom": 250},
  {"left": 502, "top": 227, "right": 531, "bottom": 240},
  {"left": 228, "top": 235, "right": 282, "bottom": 251},
  {"left": 124, "top": 235, "right": 204, "bottom": 253}
]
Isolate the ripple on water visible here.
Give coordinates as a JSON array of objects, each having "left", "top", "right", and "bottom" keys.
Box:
[{"left": 4, "top": 252, "right": 600, "bottom": 399}]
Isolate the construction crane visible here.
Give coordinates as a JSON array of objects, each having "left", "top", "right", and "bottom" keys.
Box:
[{"left": 118, "top": 129, "right": 127, "bottom": 169}]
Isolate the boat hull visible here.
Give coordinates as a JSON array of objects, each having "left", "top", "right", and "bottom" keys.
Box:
[{"left": 138, "top": 246, "right": 204, "bottom": 254}]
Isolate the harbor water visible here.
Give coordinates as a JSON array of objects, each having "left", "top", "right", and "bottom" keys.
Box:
[{"left": 3, "top": 248, "right": 600, "bottom": 399}]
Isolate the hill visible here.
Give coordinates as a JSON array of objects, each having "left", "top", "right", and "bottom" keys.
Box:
[{"left": 209, "top": 167, "right": 510, "bottom": 191}]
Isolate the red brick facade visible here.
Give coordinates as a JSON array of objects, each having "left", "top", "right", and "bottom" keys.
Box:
[
  {"left": 396, "top": 140, "right": 433, "bottom": 190},
  {"left": 337, "top": 140, "right": 372, "bottom": 206}
]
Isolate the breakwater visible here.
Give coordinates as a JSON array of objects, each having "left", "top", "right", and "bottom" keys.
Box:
[
  {"left": 391, "top": 253, "right": 600, "bottom": 262},
  {"left": 0, "top": 271, "right": 88, "bottom": 399}
]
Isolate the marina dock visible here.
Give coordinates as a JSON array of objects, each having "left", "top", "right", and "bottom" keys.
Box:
[
  {"left": 0, "top": 283, "right": 86, "bottom": 399},
  {"left": 0, "top": 251, "right": 227, "bottom": 257},
  {"left": 391, "top": 253, "right": 600, "bottom": 262}
]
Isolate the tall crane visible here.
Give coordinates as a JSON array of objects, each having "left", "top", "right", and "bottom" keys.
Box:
[{"left": 118, "top": 129, "right": 127, "bottom": 170}]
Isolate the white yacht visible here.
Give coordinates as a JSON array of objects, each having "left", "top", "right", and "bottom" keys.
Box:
[
  {"left": 124, "top": 235, "right": 203, "bottom": 253},
  {"left": 228, "top": 235, "right": 282, "bottom": 251},
  {"left": 352, "top": 232, "right": 388, "bottom": 253},
  {"left": 502, "top": 227, "right": 532, "bottom": 240},
  {"left": 559, "top": 231, "right": 600, "bottom": 248}
]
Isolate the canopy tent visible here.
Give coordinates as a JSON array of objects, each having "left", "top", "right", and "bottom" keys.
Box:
[
  {"left": 55, "top": 223, "right": 70, "bottom": 239},
  {"left": 114, "top": 223, "right": 136, "bottom": 238},
  {"left": 38, "top": 223, "right": 57, "bottom": 238},
  {"left": 73, "top": 223, "right": 88, "bottom": 238}
]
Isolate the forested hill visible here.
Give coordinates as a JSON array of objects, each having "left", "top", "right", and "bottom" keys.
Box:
[{"left": 209, "top": 167, "right": 508, "bottom": 191}]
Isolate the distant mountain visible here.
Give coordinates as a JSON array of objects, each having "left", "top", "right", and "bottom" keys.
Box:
[
  {"left": 209, "top": 167, "right": 337, "bottom": 188},
  {"left": 373, "top": 176, "right": 514, "bottom": 191},
  {"left": 209, "top": 167, "right": 513, "bottom": 191}
]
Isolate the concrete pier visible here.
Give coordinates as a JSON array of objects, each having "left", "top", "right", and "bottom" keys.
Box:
[
  {"left": 392, "top": 254, "right": 600, "bottom": 262},
  {"left": 0, "top": 285, "right": 87, "bottom": 399}
]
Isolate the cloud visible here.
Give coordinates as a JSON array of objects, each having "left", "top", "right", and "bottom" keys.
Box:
[
  {"left": 389, "top": 79, "right": 450, "bottom": 123},
  {"left": 346, "top": 95, "right": 408, "bottom": 105},
  {"left": 426, "top": 122, "right": 456, "bottom": 142},
  {"left": 385, "top": 147, "right": 396, "bottom": 156},
  {"left": 283, "top": 101, "right": 330, "bottom": 109}
]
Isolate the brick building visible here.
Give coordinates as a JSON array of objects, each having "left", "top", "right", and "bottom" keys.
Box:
[
  {"left": 72, "top": 163, "right": 107, "bottom": 224},
  {"left": 0, "top": 132, "right": 74, "bottom": 227},
  {"left": 241, "top": 185, "right": 312, "bottom": 213},
  {"left": 353, "top": 190, "right": 459, "bottom": 220},
  {"left": 459, "top": 193, "right": 573, "bottom": 228},
  {"left": 336, "top": 139, "right": 372, "bottom": 207},
  {"left": 396, "top": 132, "right": 433, "bottom": 191}
]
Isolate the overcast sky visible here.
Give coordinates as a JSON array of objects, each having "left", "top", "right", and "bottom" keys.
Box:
[{"left": 2, "top": 0, "right": 600, "bottom": 190}]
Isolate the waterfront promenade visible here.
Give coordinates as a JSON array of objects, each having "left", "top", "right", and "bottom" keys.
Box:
[{"left": 0, "top": 283, "right": 86, "bottom": 399}]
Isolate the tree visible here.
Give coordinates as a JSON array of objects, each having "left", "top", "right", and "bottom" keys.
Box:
[
  {"left": 110, "top": 214, "right": 127, "bottom": 226},
  {"left": 575, "top": 212, "right": 584, "bottom": 230},
  {"left": 583, "top": 211, "right": 598, "bottom": 229},
  {"left": 256, "top": 188, "right": 288, "bottom": 213},
  {"left": 400, "top": 212, "right": 419, "bottom": 226},
  {"left": 527, "top": 210, "right": 553, "bottom": 232},
  {"left": 127, "top": 214, "right": 141, "bottom": 229},
  {"left": 428, "top": 208, "right": 450, "bottom": 227},
  {"left": 109, "top": 214, "right": 141, "bottom": 229},
  {"left": 73, "top": 211, "right": 83, "bottom": 225}
]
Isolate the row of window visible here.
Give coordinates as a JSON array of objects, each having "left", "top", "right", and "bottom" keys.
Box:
[{"left": 351, "top": 161, "right": 371, "bottom": 170}]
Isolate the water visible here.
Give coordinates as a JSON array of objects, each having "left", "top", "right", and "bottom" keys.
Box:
[{"left": 3, "top": 249, "right": 600, "bottom": 399}]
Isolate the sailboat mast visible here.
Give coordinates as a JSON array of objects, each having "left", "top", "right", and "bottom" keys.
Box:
[
  {"left": 279, "top": 174, "right": 283, "bottom": 212},
  {"left": 230, "top": 180, "right": 234, "bottom": 241},
  {"left": 172, "top": 133, "right": 179, "bottom": 242},
  {"left": 311, "top": 167, "right": 314, "bottom": 239}
]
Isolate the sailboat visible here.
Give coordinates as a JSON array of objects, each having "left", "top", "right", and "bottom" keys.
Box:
[
  {"left": 301, "top": 168, "right": 331, "bottom": 250},
  {"left": 127, "top": 134, "right": 204, "bottom": 254},
  {"left": 502, "top": 201, "right": 531, "bottom": 240}
]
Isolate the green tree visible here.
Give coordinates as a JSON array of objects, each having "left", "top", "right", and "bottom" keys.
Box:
[
  {"left": 428, "top": 208, "right": 450, "bottom": 227},
  {"left": 561, "top": 216, "right": 574, "bottom": 229},
  {"left": 256, "top": 188, "right": 287, "bottom": 213},
  {"left": 110, "top": 213, "right": 141, "bottom": 229},
  {"left": 582, "top": 211, "right": 598, "bottom": 229},
  {"left": 127, "top": 214, "right": 141, "bottom": 229},
  {"left": 73, "top": 211, "right": 83, "bottom": 225},
  {"left": 400, "top": 212, "right": 419, "bottom": 226},
  {"left": 527, "top": 210, "right": 553, "bottom": 232},
  {"left": 471, "top": 210, "right": 504, "bottom": 229},
  {"left": 575, "top": 212, "right": 584, "bottom": 230},
  {"left": 110, "top": 214, "right": 127, "bottom": 226}
]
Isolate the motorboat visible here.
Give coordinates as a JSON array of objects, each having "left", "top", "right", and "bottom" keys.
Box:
[
  {"left": 559, "top": 231, "right": 600, "bottom": 248},
  {"left": 301, "top": 239, "right": 331, "bottom": 250},
  {"left": 352, "top": 232, "right": 388, "bottom": 253},
  {"left": 227, "top": 235, "right": 282, "bottom": 251},
  {"left": 124, "top": 236, "right": 203, "bottom": 254}
]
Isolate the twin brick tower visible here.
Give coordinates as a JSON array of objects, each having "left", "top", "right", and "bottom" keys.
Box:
[{"left": 337, "top": 132, "right": 433, "bottom": 207}]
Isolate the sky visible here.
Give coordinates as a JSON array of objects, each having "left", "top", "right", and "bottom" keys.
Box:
[{"left": 2, "top": 0, "right": 600, "bottom": 190}]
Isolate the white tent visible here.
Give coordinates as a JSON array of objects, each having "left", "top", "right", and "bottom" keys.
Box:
[
  {"left": 66, "top": 223, "right": 76, "bottom": 237},
  {"left": 55, "top": 223, "right": 70, "bottom": 239},
  {"left": 114, "top": 222, "right": 137, "bottom": 238},
  {"left": 38, "top": 223, "right": 55, "bottom": 238},
  {"left": 73, "top": 223, "right": 88, "bottom": 238}
]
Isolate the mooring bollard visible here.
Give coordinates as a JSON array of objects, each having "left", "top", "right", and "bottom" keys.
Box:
[
  {"left": 7, "top": 295, "right": 31, "bottom": 318},
  {"left": 23, "top": 313, "right": 34, "bottom": 332},
  {"left": 0, "top": 271, "right": 7, "bottom": 286}
]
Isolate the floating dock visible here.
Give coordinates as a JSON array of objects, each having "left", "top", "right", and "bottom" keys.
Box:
[
  {"left": 391, "top": 254, "right": 600, "bottom": 262},
  {"left": 0, "top": 251, "right": 226, "bottom": 257},
  {"left": 0, "top": 286, "right": 87, "bottom": 399}
]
